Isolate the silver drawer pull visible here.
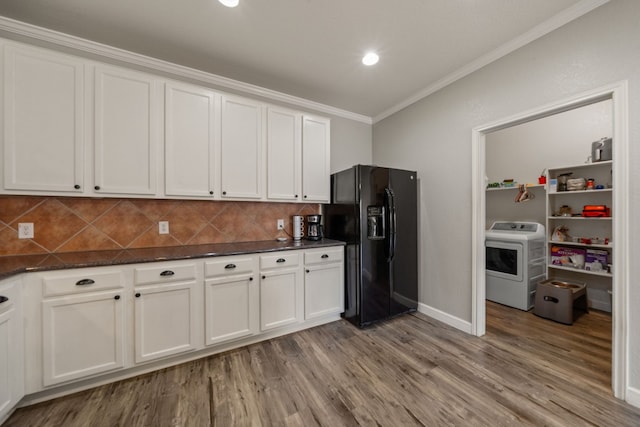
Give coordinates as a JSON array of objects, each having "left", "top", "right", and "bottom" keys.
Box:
[
  {"left": 160, "top": 270, "right": 175, "bottom": 277},
  {"left": 75, "top": 278, "right": 95, "bottom": 286},
  {"left": 321, "top": 254, "right": 329, "bottom": 259},
  {"left": 225, "top": 264, "right": 237, "bottom": 269},
  {"left": 0, "top": 296, "right": 8, "bottom": 304},
  {"left": 276, "top": 258, "right": 286, "bottom": 263}
]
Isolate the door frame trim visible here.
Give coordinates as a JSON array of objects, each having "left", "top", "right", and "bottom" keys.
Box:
[{"left": 471, "top": 81, "right": 629, "bottom": 400}]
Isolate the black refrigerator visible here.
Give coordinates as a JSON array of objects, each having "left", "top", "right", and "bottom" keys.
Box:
[{"left": 324, "top": 165, "right": 418, "bottom": 327}]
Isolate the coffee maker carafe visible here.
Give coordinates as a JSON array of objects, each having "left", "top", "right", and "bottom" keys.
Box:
[{"left": 306, "top": 215, "right": 323, "bottom": 241}]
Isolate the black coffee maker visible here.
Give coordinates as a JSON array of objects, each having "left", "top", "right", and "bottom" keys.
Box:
[{"left": 306, "top": 215, "right": 323, "bottom": 241}]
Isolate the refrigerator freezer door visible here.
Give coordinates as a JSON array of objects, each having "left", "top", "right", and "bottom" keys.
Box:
[{"left": 325, "top": 168, "right": 360, "bottom": 320}]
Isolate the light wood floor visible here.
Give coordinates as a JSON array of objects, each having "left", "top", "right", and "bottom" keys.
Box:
[{"left": 6, "top": 303, "right": 640, "bottom": 426}]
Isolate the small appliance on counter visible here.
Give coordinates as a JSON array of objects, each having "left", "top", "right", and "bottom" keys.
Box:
[
  {"left": 591, "top": 137, "right": 612, "bottom": 162},
  {"left": 306, "top": 215, "right": 323, "bottom": 240}
]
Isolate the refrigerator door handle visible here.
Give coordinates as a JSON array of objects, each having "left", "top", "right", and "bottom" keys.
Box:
[{"left": 385, "top": 188, "right": 397, "bottom": 262}]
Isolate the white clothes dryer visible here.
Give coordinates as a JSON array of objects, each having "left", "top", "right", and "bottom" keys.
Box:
[{"left": 485, "top": 221, "right": 546, "bottom": 310}]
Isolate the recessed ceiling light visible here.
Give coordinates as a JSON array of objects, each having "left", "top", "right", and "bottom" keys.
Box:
[
  {"left": 219, "top": 0, "right": 239, "bottom": 7},
  {"left": 362, "top": 52, "right": 379, "bottom": 66}
]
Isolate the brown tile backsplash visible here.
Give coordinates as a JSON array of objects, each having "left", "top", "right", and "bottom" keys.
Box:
[{"left": 0, "top": 196, "right": 320, "bottom": 256}]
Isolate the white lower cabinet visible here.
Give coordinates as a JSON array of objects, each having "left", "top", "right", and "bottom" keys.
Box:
[
  {"left": 133, "top": 262, "right": 200, "bottom": 364},
  {"left": 304, "top": 247, "right": 344, "bottom": 319},
  {"left": 18, "top": 245, "right": 343, "bottom": 406},
  {"left": 205, "top": 276, "right": 257, "bottom": 345},
  {"left": 0, "top": 278, "right": 24, "bottom": 424},
  {"left": 204, "top": 256, "right": 258, "bottom": 345},
  {"left": 259, "top": 253, "right": 303, "bottom": 331},
  {"left": 40, "top": 270, "right": 126, "bottom": 386}
]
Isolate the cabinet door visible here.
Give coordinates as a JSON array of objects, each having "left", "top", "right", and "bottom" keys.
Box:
[
  {"left": 134, "top": 281, "right": 198, "bottom": 364},
  {"left": 220, "top": 96, "right": 263, "bottom": 199},
  {"left": 2, "top": 44, "right": 84, "bottom": 193},
  {"left": 302, "top": 115, "right": 330, "bottom": 202},
  {"left": 304, "top": 263, "right": 344, "bottom": 320},
  {"left": 266, "top": 107, "right": 301, "bottom": 201},
  {"left": 205, "top": 274, "right": 257, "bottom": 346},
  {"left": 42, "top": 290, "right": 125, "bottom": 386},
  {"left": 94, "top": 65, "right": 160, "bottom": 195},
  {"left": 165, "top": 82, "right": 219, "bottom": 198},
  {"left": 0, "top": 279, "right": 23, "bottom": 421},
  {"left": 260, "top": 267, "right": 302, "bottom": 331}
]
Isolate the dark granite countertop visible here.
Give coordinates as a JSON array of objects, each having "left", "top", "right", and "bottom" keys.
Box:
[{"left": 0, "top": 239, "right": 345, "bottom": 280}]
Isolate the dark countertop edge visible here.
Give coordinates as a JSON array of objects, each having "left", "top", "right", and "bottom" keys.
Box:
[{"left": 0, "top": 239, "right": 346, "bottom": 280}]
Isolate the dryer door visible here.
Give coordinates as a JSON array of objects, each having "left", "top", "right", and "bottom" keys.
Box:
[{"left": 486, "top": 239, "right": 524, "bottom": 282}]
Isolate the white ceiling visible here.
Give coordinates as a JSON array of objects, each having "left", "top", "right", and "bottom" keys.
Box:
[{"left": 0, "top": 0, "right": 606, "bottom": 120}]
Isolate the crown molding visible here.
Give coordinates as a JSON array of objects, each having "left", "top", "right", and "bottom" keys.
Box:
[
  {"left": 373, "top": 0, "right": 610, "bottom": 124},
  {"left": 0, "top": 16, "right": 372, "bottom": 125}
]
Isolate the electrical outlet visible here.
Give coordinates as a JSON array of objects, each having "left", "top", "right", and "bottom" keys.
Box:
[
  {"left": 18, "top": 222, "right": 34, "bottom": 239},
  {"left": 159, "top": 221, "right": 170, "bottom": 235},
  {"left": 277, "top": 219, "right": 284, "bottom": 230}
]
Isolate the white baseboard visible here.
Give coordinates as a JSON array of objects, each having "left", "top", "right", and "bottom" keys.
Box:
[
  {"left": 589, "top": 298, "right": 612, "bottom": 312},
  {"left": 417, "top": 302, "right": 473, "bottom": 334},
  {"left": 626, "top": 386, "right": 640, "bottom": 409}
]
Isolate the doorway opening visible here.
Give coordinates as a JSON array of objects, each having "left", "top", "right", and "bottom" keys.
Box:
[{"left": 471, "top": 82, "right": 629, "bottom": 399}]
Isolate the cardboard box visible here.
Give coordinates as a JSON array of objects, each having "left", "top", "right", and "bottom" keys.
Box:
[
  {"left": 585, "top": 249, "right": 609, "bottom": 271},
  {"left": 551, "top": 246, "right": 586, "bottom": 269}
]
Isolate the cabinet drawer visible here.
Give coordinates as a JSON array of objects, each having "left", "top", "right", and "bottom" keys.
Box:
[
  {"left": 42, "top": 270, "right": 123, "bottom": 298},
  {"left": 205, "top": 256, "right": 255, "bottom": 278},
  {"left": 134, "top": 263, "right": 197, "bottom": 286},
  {"left": 260, "top": 252, "right": 299, "bottom": 270},
  {"left": 304, "top": 247, "right": 343, "bottom": 265},
  {"left": 0, "top": 279, "right": 19, "bottom": 315}
]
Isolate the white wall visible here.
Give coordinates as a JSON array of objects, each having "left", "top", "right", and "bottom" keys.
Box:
[
  {"left": 373, "top": 0, "right": 640, "bottom": 401},
  {"left": 485, "top": 99, "right": 612, "bottom": 228},
  {"left": 486, "top": 99, "right": 612, "bottom": 184},
  {"left": 329, "top": 116, "right": 372, "bottom": 173},
  {"left": 485, "top": 186, "right": 546, "bottom": 228}
]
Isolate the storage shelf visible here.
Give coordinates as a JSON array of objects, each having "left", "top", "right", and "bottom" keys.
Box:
[
  {"left": 548, "top": 241, "right": 613, "bottom": 249},
  {"left": 548, "top": 264, "right": 612, "bottom": 278},
  {"left": 486, "top": 183, "right": 544, "bottom": 192},
  {"left": 548, "top": 216, "right": 612, "bottom": 220},
  {"left": 548, "top": 188, "right": 612, "bottom": 195},
  {"left": 548, "top": 160, "right": 612, "bottom": 172},
  {"left": 546, "top": 160, "right": 613, "bottom": 283}
]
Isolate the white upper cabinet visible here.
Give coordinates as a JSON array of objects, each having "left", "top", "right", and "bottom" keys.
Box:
[
  {"left": 94, "top": 65, "right": 161, "bottom": 196},
  {"left": 220, "top": 95, "right": 264, "bottom": 199},
  {"left": 302, "top": 115, "right": 331, "bottom": 202},
  {"left": 2, "top": 44, "right": 85, "bottom": 194},
  {"left": 0, "top": 40, "right": 331, "bottom": 202},
  {"left": 266, "top": 107, "right": 302, "bottom": 201},
  {"left": 165, "top": 81, "right": 219, "bottom": 198}
]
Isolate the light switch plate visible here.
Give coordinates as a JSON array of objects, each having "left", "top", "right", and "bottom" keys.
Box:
[
  {"left": 159, "top": 221, "right": 169, "bottom": 235},
  {"left": 18, "top": 222, "right": 34, "bottom": 239}
]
